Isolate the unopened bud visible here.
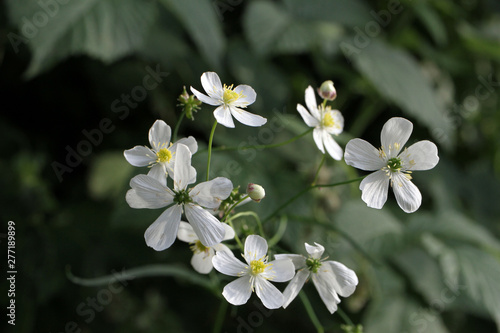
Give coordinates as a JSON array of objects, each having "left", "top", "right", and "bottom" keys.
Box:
[
  {"left": 317, "top": 80, "right": 337, "bottom": 101},
  {"left": 246, "top": 183, "right": 265, "bottom": 202},
  {"left": 177, "top": 86, "right": 201, "bottom": 120}
]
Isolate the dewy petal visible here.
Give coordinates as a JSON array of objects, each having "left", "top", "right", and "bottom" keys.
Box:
[
  {"left": 274, "top": 254, "right": 306, "bottom": 270},
  {"left": 190, "top": 177, "right": 233, "bottom": 209},
  {"left": 345, "top": 138, "right": 385, "bottom": 171},
  {"left": 255, "top": 277, "right": 285, "bottom": 309},
  {"left": 380, "top": 117, "right": 413, "bottom": 156},
  {"left": 147, "top": 163, "right": 167, "bottom": 186},
  {"left": 127, "top": 174, "right": 173, "bottom": 208},
  {"left": 173, "top": 144, "right": 196, "bottom": 191},
  {"left": 123, "top": 146, "right": 156, "bottom": 167},
  {"left": 262, "top": 259, "right": 295, "bottom": 282},
  {"left": 313, "top": 128, "right": 325, "bottom": 154},
  {"left": 144, "top": 204, "right": 182, "bottom": 251},
  {"left": 230, "top": 107, "right": 267, "bottom": 127},
  {"left": 304, "top": 86, "right": 320, "bottom": 120},
  {"left": 305, "top": 243, "right": 325, "bottom": 259},
  {"left": 185, "top": 204, "right": 225, "bottom": 247},
  {"left": 400, "top": 140, "right": 439, "bottom": 171},
  {"left": 312, "top": 272, "right": 341, "bottom": 314},
  {"left": 297, "top": 104, "right": 319, "bottom": 127},
  {"left": 322, "top": 131, "right": 343, "bottom": 161},
  {"left": 148, "top": 120, "right": 171, "bottom": 152},
  {"left": 213, "top": 106, "right": 235, "bottom": 128},
  {"left": 233, "top": 85, "right": 256, "bottom": 107},
  {"left": 326, "top": 261, "right": 358, "bottom": 297},
  {"left": 200, "top": 72, "right": 223, "bottom": 100},
  {"left": 391, "top": 172, "right": 422, "bottom": 213},
  {"left": 222, "top": 275, "right": 253, "bottom": 306},
  {"left": 359, "top": 170, "right": 390, "bottom": 209},
  {"left": 190, "top": 87, "right": 221, "bottom": 106},
  {"left": 212, "top": 249, "right": 248, "bottom": 276},
  {"left": 177, "top": 221, "right": 198, "bottom": 243},
  {"left": 282, "top": 269, "right": 310, "bottom": 309},
  {"left": 191, "top": 248, "right": 215, "bottom": 274},
  {"left": 244, "top": 235, "right": 268, "bottom": 263}
]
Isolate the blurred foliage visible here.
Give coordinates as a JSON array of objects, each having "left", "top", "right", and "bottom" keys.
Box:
[{"left": 1, "top": 0, "right": 500, "bottom": 332}]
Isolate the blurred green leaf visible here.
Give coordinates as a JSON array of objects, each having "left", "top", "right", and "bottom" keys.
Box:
[
  {"left": 412, "top": 2, "right": 448, "bottom": 46},
  {"left": 87, "top": 152, "right": 133, "bottom": 200}
]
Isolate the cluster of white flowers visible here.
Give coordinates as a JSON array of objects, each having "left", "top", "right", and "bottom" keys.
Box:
[{"left": 123, "top": 71, "right": 439, "bottom": 314}]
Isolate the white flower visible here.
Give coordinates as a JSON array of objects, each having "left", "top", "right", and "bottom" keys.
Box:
[
  {"left": 190, "top": 72, "right": 267, "bottom": 128},
  {"left": 275, "top": 243, "right": 358, "bottom": 314},
  {"left": 126, "top": 144, "right": 233, "bottom": 251},
  {"left": 177, "top": 221, "right": 235, "bottom": 274},
  {"left": 297, "top": 86, "right": 344, "bottom": 160},
  {"left": 212, "top": 235, "right": 295, "bottom": 309},
  {"left": 124, "top": 120, "right": 198, "bottom": 186},
  {"left": 344, "top": 117, "right": 439, "bottom": 213}
]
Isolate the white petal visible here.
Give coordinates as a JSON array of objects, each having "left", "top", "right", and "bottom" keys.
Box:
[
  {"left": 313, "top": 128, "right": 325, "bottom": 154},
  {"left": 312, "top": 272, "right": 341, "bottom": 314},
  {"left": 222, "top": 275, "right": 253, "bottom": 306},
  {"left": 200, "top": 72, "right": 223, "bottom": 99},
  {"left": 262, "top": 259, "right": 295, "bottom": 282},
  {"left": 213, "top": 106, "right": 235, "bottom": 128},
  {"left": 322, "top": 131, "right": 343, "bottom": 160},
  {"left": 222, "top": 223, "right": 235, "bottom": 241},
  {"left": 391, "top": 172, "right": 422, "bottom": 213},
  {"left": 255, "top": 277, "right": 284, "bottom": 309},
  {"left": 230, "top": 107, "right": 267, "bottom": 127},
  {"left": 344, "top": 138, "right": 385, "bottom": 171},
  {"left": 282, "top": 269, "right": 310, "bottom": 309},
  {"left": 326, "top": 261, "right": 358, "bottom": 297},
  {"left": 233, "top": 84, "right": 256, "bottom": 107},
  {"left": 147, "top": 163, "right": 167, "bottom": 186},
  {"left": 190, "top": 87, "right": 221, "bottom": 106},
  {"left": 305, "top": 243, "right": 325, "bottom": 259},
  {"left": 171, "top": 136, "right": 198, "bottom": 155},
  {"left": 173, "top": 144, "right": 196, "bottom": 190},
  {"left": 190, "top": 177, "right": 233, "bottom": 209},
  {"left": 213, "top": 243, "right": 232, "bottom": 254},
  {"left": 127, "top": 175, "right": 173, "bottom": 208},
  {"left": 244, "top": 235, "right": 268, "bottom": 263},
  {"left": 212, "top": 249, "right": 247, "bottom": 276},
  {"left": 144, "top": 205, "right": 182, "bottom": 251},
  {"left": 297, "top": 104, "right": 319, "bottom": 127},
  {"left": 359, "top": 170, "right": 390, "bottom": 209},
  {"left": 323, "top": 110, "right": 344, "bottom": 135},
  {"left": 123, "top": 146, "right": 156, "bottom": 167},
  {"left": 148, "top": 120, "right": 171, "bottom": 152},
  {"left": 304, "top": 86, "right": 320, "bottom": 120},
  {"left": 177, "top": 221, "right": 198, "bottom": 243},
  {"left": 185, "top": 204, "right": 225, "bottom": 247},
  {"left": 401, "top": 140, "right": 439, "bottom": 171},
  {"left": 380, "top": 117, "right": 413, "bottom": 157},
  {"left": 274, "top": 254, "right": 306, "bottom": 270},
  {"left": 191, "top": 248, "right": 215, "bottom": 274}
]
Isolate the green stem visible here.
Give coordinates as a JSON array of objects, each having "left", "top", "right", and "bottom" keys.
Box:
[
  {"left": 299, "top": 291, "right": 324, "bottom": 333},
  {"left": 206, "top": 120, "right": 218, "bottom": 181},
  {"left": 267, "top": 216, "right": 287, "bottom": 248},
  {"left": 311, "top": 154, "right": 327, "bottom": 186},
  {"left": 172, "top": 110, "right": 186, "bottom": 142},
  {"left": 227, "top": 219, "right": 244, "bottom": 251},
  {"left": 337, "top": 307, "right": 354, "bottom": 327},
  {"left": 212, "top": 299, "right": 228, "bottom": 333},
  {"left": 231, "top": 211, "right": 265, "bottom": 238}
]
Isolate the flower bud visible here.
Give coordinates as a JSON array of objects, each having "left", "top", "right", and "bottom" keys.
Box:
[
  {"left": 246, "top": 183, "right": 265, "bottom": 202},
  {"left": 177, "top": 86, "right": 202, "bottom": 120},
  {"left": 317, "top": 80, "right": 337, "bottom": 101}
]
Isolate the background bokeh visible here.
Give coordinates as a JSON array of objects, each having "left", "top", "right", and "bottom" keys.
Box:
[{"left": 1, "top": 0, "right": 500, "bottom": 332}]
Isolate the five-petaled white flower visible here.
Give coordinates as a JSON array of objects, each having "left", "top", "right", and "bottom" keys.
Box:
[
  {"left": 344, "top": 117, "right": 439, "bottom": 213},
  {"left": 212, "top": 235, "right": 295, "bottom": 309},
  {"left": 297, "top": 86, "right": 344, "bottom": 160},
  {"left": 124, "top": 120, "right": 198, "bottom": 186},
  {"left": 190, "top": 72, "right": 267, "bottom": 128},
  {"left": 126, "top": 144, "right": 233, "bottom": 251},
  {"left": 177, "top": 221, "right": 235, "bottom": 274},
  {"left": 275, "top": 242, "right": 358, "bottom": 314}
]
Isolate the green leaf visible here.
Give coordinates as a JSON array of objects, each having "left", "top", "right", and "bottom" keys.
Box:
[
  {"left": 159, "top": 0, "right": 225, "bottom": 67},
  {"left": 350, "top": 40, "right": 454, "bottom": 148},
  {"left": 87, "top": 152, "right": 134, "bottom": 200},
  {"left": 6, "top": 0, "right": 157, "bottom": 78}
]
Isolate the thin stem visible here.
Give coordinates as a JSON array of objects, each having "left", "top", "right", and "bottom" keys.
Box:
[
  {"left": 231, "top": 211, "right": 265, "bottom": 238},
  {"left": 212, "top": 299, "right": 228, "bottom": 333},
  {"left": 206, "top": 120, "right": 218, "bottom": 181},
  {"left": 336, "top": 307, "right": 354, "bottom": 327},
  {"left": 299, "top": 291, "right": 324, "bottom": 333},
  {"left": 227, "top": 219, "right": 244, "bottom": 251},
  {"left": 221, "top": 195, "right": 249, "bottom": 223},
  {"left": 311, "top": 154, "right": 326, "bottom": 186},
  {"left": 172, "top": 110, "right": 186, "bottom": 142},
  {"left": 267, "top": 216, "right": 287, "bottom": 248}
]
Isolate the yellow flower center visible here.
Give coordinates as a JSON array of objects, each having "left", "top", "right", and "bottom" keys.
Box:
[
  {"left": 156, "top": 148, "right": 172, "bottom": 163},
  {"left": 250, "top": 259, "right": 270, "bottom": 275},
  {"left": 222, "top": 84, "right": 244, "bottom": 105},
  {"left": 190, "top": 240, "right": 209, "bottom": 254},
  {"left": 322, "top": 112, "right": 335, "bottom": 128}
]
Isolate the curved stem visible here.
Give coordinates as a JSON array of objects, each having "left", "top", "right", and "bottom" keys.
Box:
[
  {"left": 311, "top": 154, "right": 326, "bottom": 186},
  {"left": 172, "top": 110, "right": 186, "bottom": 142},
  {"left": 206, "top": 120, "right": 218, "bottom": 181},
  {"left": 231, "top": 211, "right": 265, "bottom": 238},
  {"left": 227, "top": 218, "right": 244, "bottom": 251},
  {"left": 267, "top": 216, "right": 287, "bottom": 248},
  {"left": 299, "top": 291, "right": 324, "bottom": 333},
  {"left": 212, "top": 299, "right": 228, "bottom": 333},
  {"left": 337, "top": 307, "right": 354, "bottom": 327}
]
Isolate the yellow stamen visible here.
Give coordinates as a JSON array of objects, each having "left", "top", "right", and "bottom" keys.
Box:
[
  {"left": 156, "top": 147, "right": 172, "bottom": 163},
  {"left": 222, "top": 84, "right": 245, "bottom": 105}
]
